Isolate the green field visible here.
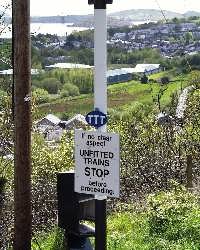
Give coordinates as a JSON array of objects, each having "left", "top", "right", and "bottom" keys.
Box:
[{"left": 39, "top": 75, "right": 188, "bottom": 118}]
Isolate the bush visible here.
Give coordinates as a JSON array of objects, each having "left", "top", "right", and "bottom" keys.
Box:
[
  {"left": 147, "top": 183, "right": 200, "bottom": 243},
  {"left": 160, "top": 76, "right": 170, "bottom": 84},
  {"left": 49, "top": 69, "right": 93, "bottom": 94},
  {"left": 32, "top": 88, "right": 50, "bottom": 104},
  {"left": 141, "top": 74, "right": 148, "bottom": 84},
  {"left": 61, "top": 83, "right": 80, "bottom": 97},
  {"left": 0, "top": 90, "right": 7, "bottom": 111},
  {"left": 33, "top": 78, "right": 61, "bottom": 94},
  {"left": 60, "top": 90, "right": 69, "bottom": 98},
  {"left": 188, "top": 70, "right": 200, "bottom": 89}
]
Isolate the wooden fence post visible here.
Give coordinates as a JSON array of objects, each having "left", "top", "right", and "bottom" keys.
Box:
[{"left": 186, "top": 154, "right": 193, "bottom": 189}]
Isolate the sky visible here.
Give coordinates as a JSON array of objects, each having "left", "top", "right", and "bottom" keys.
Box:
[{"left": 1, "top": 0, "right": 200, "bottom": 16}]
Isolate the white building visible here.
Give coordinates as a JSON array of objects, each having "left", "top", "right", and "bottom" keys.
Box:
[
  {"left": 45, "top": 63, "right": 93, "bottom": 70},
  {"left": 131, "top": 64, "right": 161, "bottom": 75}
]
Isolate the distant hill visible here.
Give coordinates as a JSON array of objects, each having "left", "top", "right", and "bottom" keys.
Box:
[
  {"left": 30, "top": 15, "right": 130, "bottom": 27},
  {"left": 12, "top": 9, "right": 200, "bottom": 27},
  {"left": 183, "top": 11, "right": 200, "bottom": 17},
  {"left": 109, "top": 9, "right": 183, "bottom": 22},
  {"left": 31, "top": 15, "right": 93, "bottom": 24}
]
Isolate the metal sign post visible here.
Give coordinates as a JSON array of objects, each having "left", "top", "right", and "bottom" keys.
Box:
[{"left": 88, "top": 1, "right": 113, "bottom": 249}]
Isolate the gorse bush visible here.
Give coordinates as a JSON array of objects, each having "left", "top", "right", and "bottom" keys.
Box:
[{"left": 147, "top": 183, "right": 200, "bottom": 244}]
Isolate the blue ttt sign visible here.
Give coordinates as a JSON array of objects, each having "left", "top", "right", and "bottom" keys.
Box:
[{"left": 85, "top": 110, "right": 107, "bottom": 128}]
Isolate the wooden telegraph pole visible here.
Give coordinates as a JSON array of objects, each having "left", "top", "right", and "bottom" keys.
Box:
[{"left": 13, "top": 0, "right": 32, "bottom": 249}]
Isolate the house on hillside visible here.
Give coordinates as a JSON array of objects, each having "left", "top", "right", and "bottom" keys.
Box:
[
  {"left": 36, "top": 114, "right": 63, "bottom": 141},
  {"left": 36, "top": 114, "right": 61, "bottom": 132},
  {"left": 112, "top": 32, "right": 126, "bottom": 40},
  {"left": 36, "top": 114, "right": 88, "bottom": 141},
  {"left": 59, "top": 114, "right": 88, "bottom": 130}
]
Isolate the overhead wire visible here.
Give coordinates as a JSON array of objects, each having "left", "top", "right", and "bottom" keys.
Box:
[{"left": 154, "top": 0, "right": 192, "bottom": 72}]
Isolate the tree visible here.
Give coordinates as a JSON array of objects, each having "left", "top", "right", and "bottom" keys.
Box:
[
  {"left": 34, "top": 78, "right": 61, "bottom": 94},
  {"left": 185, "top": 32, "right": 193, "bottom": 45},
  {"left": 31, "top": 46, "right": 42, "bottom": 69}
]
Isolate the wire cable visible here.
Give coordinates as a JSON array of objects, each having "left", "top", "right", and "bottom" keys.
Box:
[{"left": 154, "top": 0, "right": 192, "bottom": 72}]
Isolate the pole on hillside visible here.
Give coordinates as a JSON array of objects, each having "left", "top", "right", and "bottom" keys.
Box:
[
  {"left": 186, "top": 154, "right": 193, "bottom": 189},
  {"left": 88, "top": 1, "right": 113, "bottom": 249},
  {"left": 13, "top": 0, "right": 32, "bottom": 249}
]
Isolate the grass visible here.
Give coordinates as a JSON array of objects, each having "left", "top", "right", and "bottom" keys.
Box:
[
  {"left": 39, "top": 74, "right": 188, "bottom": 119},
  {"left": 32, "top": 211, "right": 200, "bottom": 250},
  {"left": 32, "top": 229, "right": 66, "bottom": 250}
]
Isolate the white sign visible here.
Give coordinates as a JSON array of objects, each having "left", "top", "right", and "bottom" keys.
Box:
[{"left": 74, "top": 129, "right": 120, "bottom": 198}]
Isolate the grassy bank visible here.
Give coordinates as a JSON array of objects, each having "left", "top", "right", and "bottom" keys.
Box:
[
  {"left": 32, "top": 186, "right": 200, "bottom": 250},
  {"left": 39, "top": 76, "right": 188, "bottom": 118}
]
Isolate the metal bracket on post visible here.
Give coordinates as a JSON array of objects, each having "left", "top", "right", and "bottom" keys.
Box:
[{"left": 57, "top": 171, "right": 95, "bottom": 250}]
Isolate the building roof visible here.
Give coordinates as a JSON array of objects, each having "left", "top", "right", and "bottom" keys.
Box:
[
  {"left": 0, "top": 69, "right": 44, "bottom": 75},
  {"left": 45, "top": 63, "right": 93, "bottom": 70},
  {"left": 132, "top": 64, "right": 160, "bottom": 73},
  {"left": 120, "top": 68, "right": 136, "bottom": 73},
  {"left": 106, "top": 65, "right": 160, "bottom": 77},
  {"left": 107, "top": 69, "right": 132, "bottom": 77},
  {"left": 36, "top": 114, "right": 61, "bottom": 127},
  {"left": 45, "top": 114, "right": 61, "bottom": 125},
  {"left": 59, "top": 114, "right": 87, "bottom": 129}
]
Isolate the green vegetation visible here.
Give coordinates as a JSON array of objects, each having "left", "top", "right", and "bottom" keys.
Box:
[
  {"left": 32, "top": 228, "right": 66, "bottom": 250},
  {"left": 0, "top": 39, "right": 12, "bottom": 69},
  {"left": 1, "top": 78, "right": 199, "bottom": 248},
  {"left": 32, "top": 68, "right": 93, "bottom": 96},
  {"left": 38, "top": 75, "right": 187, "bottom": 119},
  {"left": 1, "top": 20, "right": 200, "bottom": 248},
  {"left": 32, "top": 185, "right": 200, "bottom": 250}
]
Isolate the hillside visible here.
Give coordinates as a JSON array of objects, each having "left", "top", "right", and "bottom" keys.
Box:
[
  {"left": 30, "top": 9, "right": 183, "bottom": 24},
  {"left": 30, "top": 15, "right": 93, "bottom": 24},
  {"left": 184, "top": 11, "right": 200, "bottom": 17},
  {"left": 5, "top": 9, "right": 200, "bottom": 27},
  {"left": 109, "top": 9, "right": 183, "bottom": 22},
  {"left": 39, "top": 73, "right": 187, "bottom": 119},
  {"left": 30, "top": 9, "right": 183, "bottom": 26}
]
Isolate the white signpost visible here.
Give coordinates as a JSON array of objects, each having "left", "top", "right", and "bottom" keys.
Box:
[
  {"left": 76, "top": 1, "right": 115, "bottom": 249},
  {"left": 75, "top": 129, "right": 120, "bottom": 198}
]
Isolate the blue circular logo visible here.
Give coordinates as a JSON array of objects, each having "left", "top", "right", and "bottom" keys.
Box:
[{"left": 85, "top": 110, "right": 107, "bottom": 128}]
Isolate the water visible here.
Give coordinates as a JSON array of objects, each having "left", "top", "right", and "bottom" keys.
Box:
[
  {"left": 0, "top": 20, "right": 150, "bottom": 38},
  {"left": 0, "top": 23, "right": 90, "bottom": 38}
]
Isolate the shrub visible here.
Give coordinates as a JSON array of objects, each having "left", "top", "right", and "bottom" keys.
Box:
[
  {"left": 60, "top": 90, "right": 69, "bottom": 98},
  {"left": 33, "top": 78, "right": 61, "bottom": 94},
  {"left": 61, "top": 83, "right": 80, "bottom": 97},
  {"left": 0, "top": 90, "right": 7, "bottom": 111},
  {"left": 141, "top": 74, "right": 148, "bottom": 84},
  {"left": 147, "top": 183, "right": 200, "bottom": 243},
  {"left": 188, "top": 70, "right": 200, "bottom": 88},
  {"left": 160, "top": 76, "right": 170, "bottom": 84},
  {"left": 32, "top": 88, "right": 50, "bottom": 104}
]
